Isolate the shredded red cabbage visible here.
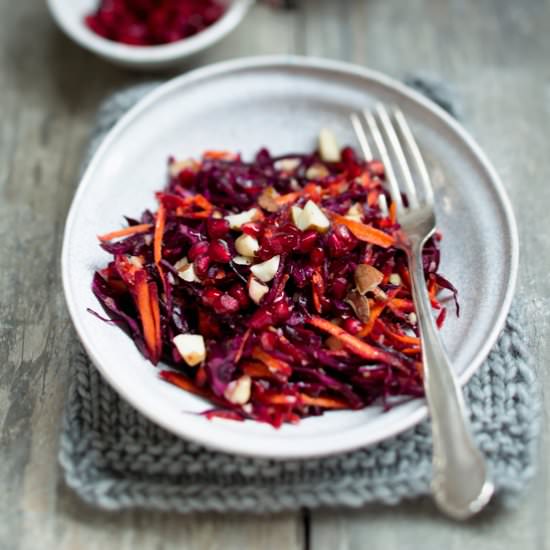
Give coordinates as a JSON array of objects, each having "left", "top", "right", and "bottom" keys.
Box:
[{"left": 92, "top": 141, "right": 458, "bottom": 427}]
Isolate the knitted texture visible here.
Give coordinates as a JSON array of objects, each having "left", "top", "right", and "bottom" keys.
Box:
[{"left": 60, "top": 79, "right": 540, "bottom": 512}]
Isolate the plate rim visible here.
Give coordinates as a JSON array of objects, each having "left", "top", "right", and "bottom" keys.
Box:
[{"left": 61, "top": 55, "right": 519, "bottom": 459}]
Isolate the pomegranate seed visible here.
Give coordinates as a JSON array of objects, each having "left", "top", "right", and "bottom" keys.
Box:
[
  {"left": 241, "top": 222, "right": 262, "bottom": 237},
  {"left": 208, "top": 239, "right": 231, "bottom": 263},
  {"left": 329, "top": 277, "right": 348, "bottom": 300},
  {"left": 85, "top": 0, "right": 226, "bottom": 46},
  {"left": 298, "top": 229, "right": 318, "bottom": 253},
  {"left": 260, "top": 331, "right": 278, "bottom": 351},
  {"left": 310, "top": 247, "right": 325, "bottom": 266},
  {"left": 214, "top": 294, "right": 240, "bottom": 314},
  {"left": 228, "top": 283, "right": 249, "bottom": 308},
  {"left": 188, "top": 240, "right": 209, "bottom": 261},
  {"left": 272, "top": 299, "right": 292, "bottom": 323},
  {"left": 327, "top": 225, "right": 357, "bottom": 257},
  {"left": 202, "top": 287, "right": 222, "bottom": 307},
  {"left": 193, "top": 253, "right": 210, "bottom": 277},
  {"left": 206, "top": 217, "right": 230, "bottom": 239},
  {"left": 343, "top": 317, "right": 363, "bottom": 335},
  {"left": 341, "top": 146, "right": 357, "bottom": 165},
  {"left": 249, "top": 309, "right": 274, "bottom": 330}
]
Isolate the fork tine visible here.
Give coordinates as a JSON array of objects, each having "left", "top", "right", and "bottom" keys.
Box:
[
  {"left": 393, "top": 108, "right": 434, "bottom": 205},
  {"left": 375, "top": 104, "right": 419, "bottom": 209},
  {"left": 362, "top": 108, "right": 404, "bottom": 212},
  {"left": 350, "top": 113, "right": 373, "bottom": 161}
]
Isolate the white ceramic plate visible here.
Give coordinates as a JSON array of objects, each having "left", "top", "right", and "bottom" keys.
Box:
[
  {"left": 62, "top": 56, "right": 518, "bottom": 459},
  {"left": 46, "top": 0, "right": 253, "bottom": 70}
]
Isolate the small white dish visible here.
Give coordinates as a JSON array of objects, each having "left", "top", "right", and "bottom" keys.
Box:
[
  {"left": 46, "top": 0, "right": 253, "bottom": 70},
  {"left": 62, "top": 56, "right": 518, "bottom": 459}
]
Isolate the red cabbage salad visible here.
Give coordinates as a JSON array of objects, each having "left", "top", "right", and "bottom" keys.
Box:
[{"left": 92, "top": 129, "right": 458, "bottom": 427}]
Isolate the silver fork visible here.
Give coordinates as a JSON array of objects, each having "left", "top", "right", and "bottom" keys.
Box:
[{"left": 351, "top": 105, "right": 494, "bottom": 519}]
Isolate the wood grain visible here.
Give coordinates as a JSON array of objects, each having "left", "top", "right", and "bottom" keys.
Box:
[{"left": 0, "top": 0, "right": 548, "bottom": 548}]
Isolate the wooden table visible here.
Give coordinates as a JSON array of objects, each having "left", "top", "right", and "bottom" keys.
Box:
[{"left": 1, "top": 0, "right": 548, "bottom": 548}]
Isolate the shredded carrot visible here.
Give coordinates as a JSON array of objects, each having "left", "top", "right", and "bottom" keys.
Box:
[
  {"left": 148, "top": 282, "right": 162, "bottom": 359},
  {"left": 398, "top": 266, "right": 412, "bottom": 289},
  {"left": 234, "top": 329, "right": 251, "bottom": 364},
  {"left": 400, "top": 347, "right": 422, "bottom": 356},
  {"left": 98, "top": 224, "right": 152, "bottom": 242},
  {"left": 299, "top": 394, "right": 348, "bottom": 409},
  {"left": 311, "top": 268, "right": 324, "bottom": 314},
  {"left": 331, "top": 214, "right": 394, "bottom": 248},
  {"left": 242, "top": 360, "right": 273, "bottom": 379},
  {"left": 378, "top": 321, "right": 421, "bottom": 346},
  {"left": 357, "top": 301, "right": 387, "bottom": 337},
  {"left": 203, "top": 150, "right": 237, "bottom": 161},
  {"left": 303, "top": 183, "right": 322, "bottom": 202},
  {"left": 389, "top": 201, "right": 397, "bottom": 224},
  {"left": 189, "top": 193, "right": 214, "bottom": 212},
  {"left": 175, "top": 209, "right": 211, "bottom": 219},
  {"left": 134, "top": 270, "right": 161, "bottom": 364},
  {"left": 157, "top": 192, "right": 213, "bottom": 215},
  {"left": 326, "top": 180, "right": 348, "bottom": 197},
  {"left": 160, "top": 370, "right": 210, "bottom": 398},
  {"left": 307, "top": 316, "right": 405, "bottom": 368},
  {"left": 251, "top": 347, "right": 292, "bottom": 377},
  {"left": 388, "top": 298, "right": 415, "bottom": 312},
  {"left": 154, "top": 204, "right": 166, "bottom": 265},
  {"left": 259, "top": 393, "right": 298, "bottom": 406},
  {"left": 274, "top": 191, "right": 301, "bottom": 206}
]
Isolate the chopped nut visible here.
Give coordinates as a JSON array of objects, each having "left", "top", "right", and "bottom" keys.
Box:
[
  {"left": 174, "top": 257, "right": 200, "bottom": 282},
  {"left": 389, "top": 273, "right": 402, "bottom": 286},
  {"left": 169, "top": 158, "right": 199, "bottom": 177},
  {"left": 128, "top": 255, "right": 144, "bottom": 269},
  {"left": 235, "top": 234, "right": 260, "bottom": 257},
  {"left": 224, "top": 375, "right": 252, "bottom": 405},
  {"left": 233, "top": 255, "right": 253, "bottom": 266},
  {"left": 373, "top": 287, "right": 388, "bottom": 301},
  {"left": 250, "top": 255, "right": 280, "bottom": 283},
  {"left": 225, "top": 208, "right": 260, "bottom": 229},
  {"left": 173, "top": 334, "right": 206, "bottom": 366},
  {"left": 355, "top": 264, "right": 384, "bottom": 295},
  {"left": 289, "top": 178, "right": 301, "bottom": 191},
  {"left": 345, "top": 203, "right": 364, "bottom": 222},
  {"left": 274, "top": 157, "right": 301, "bottom": 173},
  {"left": 319, "top": 128, "right": 341, "bottom": 163},
  {"left": 291, "top": 205, "right": 304, "bottom": 227},
  {"left": 257, "top": 186, "right": 281, "bottom": 213},
  {"left": 306, "top": 163, "right": 330, "bottom": 180},
  {"left": 409, "top": 312, "right": 417, "bottom": 325},
  {"left": 345, "top": 289, "right": 371, "bottom": 322},
  {"left": 292, "top": 200, "right": 330, "bottom": 233},
  {"left": 248, "top": 277, "right": 269, "bottom": 304}
]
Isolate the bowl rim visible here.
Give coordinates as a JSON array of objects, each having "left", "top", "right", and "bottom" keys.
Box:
[
  {"left": 46, "top": 0, "right": 254, "bottom": 65},
  {"left": 61, "top": 55, "right": 519, "bottom": 459}
]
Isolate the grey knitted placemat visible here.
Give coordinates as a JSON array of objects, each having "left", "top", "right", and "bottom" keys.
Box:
[{"left": 59, "top": 78, "right": 540, "bottom": 513}]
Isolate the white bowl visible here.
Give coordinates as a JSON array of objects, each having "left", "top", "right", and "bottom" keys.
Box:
[
  {"left": 46, "top": 0, "right": 253, "bottom": 70},
  {"left": 62, "top": 56, "right": 517, "bottom": 459}
]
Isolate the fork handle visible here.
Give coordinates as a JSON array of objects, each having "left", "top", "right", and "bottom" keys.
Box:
[{"left": 407, "top": 239, "right": 494, "bottom": 519}]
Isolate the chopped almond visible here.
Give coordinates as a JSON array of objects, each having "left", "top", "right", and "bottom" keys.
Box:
[
  {"left": 355, "top": 264, "right": 384, "bottom": 295},
  {"left": 345, "top": 289, "right": 371, "bottom": 322}
]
